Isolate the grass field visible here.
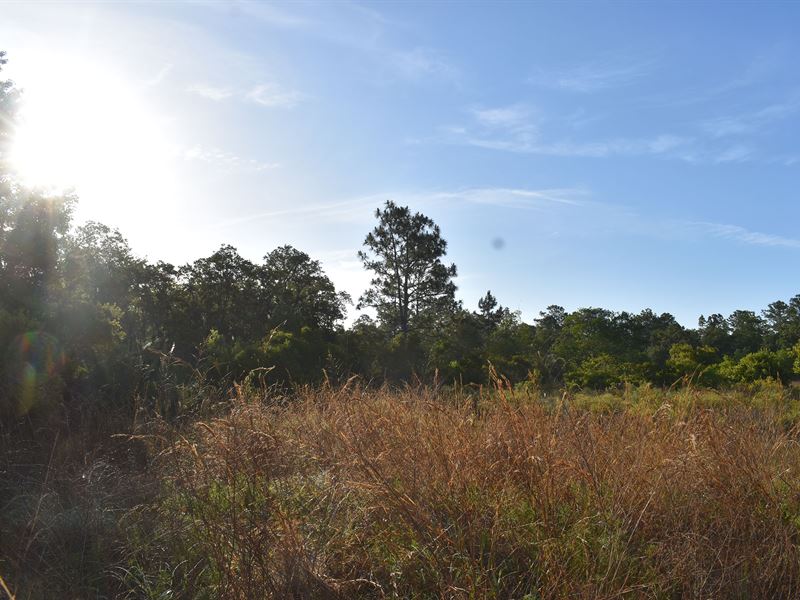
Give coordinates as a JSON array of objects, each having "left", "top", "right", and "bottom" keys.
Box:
[{"left": 5, "top": 381, "right": 800, "bottom": 598}]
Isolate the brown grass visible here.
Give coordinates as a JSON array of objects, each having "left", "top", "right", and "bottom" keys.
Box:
[{"left": 121, "top": 383, "right": 800, "bottom": 599}]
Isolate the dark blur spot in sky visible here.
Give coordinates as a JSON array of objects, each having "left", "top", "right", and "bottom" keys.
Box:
[{"left": 491, "top": 237, "right": 505, "bottom": 250}]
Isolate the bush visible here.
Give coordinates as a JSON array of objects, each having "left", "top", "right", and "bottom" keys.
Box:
[
  {"left": 718, "top": 348, "right": 796, "bottom": 383},
  {"left": 122, "top": 384, "right": 800, "bottom": 599}
]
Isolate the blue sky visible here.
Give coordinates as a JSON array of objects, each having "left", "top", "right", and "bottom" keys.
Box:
[{"left": 2, "top": 1, "right": 800, "bottom": 325}]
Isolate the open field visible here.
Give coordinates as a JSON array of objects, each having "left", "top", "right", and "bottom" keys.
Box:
[
  {"left": 5, "top": 3, "right": 800, "bottom": 598},
  {"left": 5, "top": 382, "right": 800, "bottom": 598}
]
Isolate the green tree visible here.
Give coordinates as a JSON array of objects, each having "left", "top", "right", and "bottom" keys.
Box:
[
  {"left": 429, "top": 309, "right": 486, "bottom": 383},
  {"left": 718, "top": 349, "right": 795, "bottom": 383},
  {"left": 180, "top": 244, "right": 266, "bottom": 344},
  {"left": 553, "top": 307, "right": 620, "bottom": 376},
  {"left": 261, "top": 245, "right": 349, "bottom": 332},
  {"left": 137, "top": 260, "right": 181, "bottom": 348},
  {"left": 568, "top": 353, "right": 624, "bottom": 390},
  {"left": 0, "top": 51, "right": 19, "bottom": 163},
  {"left": 485, "top": 313, "right": 535, "bottom": 383},
  {"left": 794, "top": 341, "right": 800, "bottom": 376},
  {"left": 358, "top": 200, "right": 457, "bottom": 334},
  {"left": 698, "top": 313, "right": 732, "bottom": 356},
  {"left": 763, "top": 296, "right": 800, "bottom": 349},
  {"left": 337, "top": 315, "right": 388, "bottom": 379},
  {"left": 61, "top": 222, "right": 144, "bottom": 307},
  {"left": 727, "top": 309, "right": 766, "bottom": 357},
  {"left": 631, "top": 310, "right": 692, "bottom": 382},
  {"left": 476, "top": 290, "right": 509, "bottom": 332},
  {"left": 0, "top": 189, "right": 73, "bottom": 313},
  {"left": 666, "top": 342, "right": 719, "bottom": 385}
]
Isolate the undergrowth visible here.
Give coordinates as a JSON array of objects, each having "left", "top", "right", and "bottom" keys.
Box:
[
  {"left": 127, "top": 381, "right": 800, "bottom": 598},
  {"left": 5, "top": 381, "right": 800, "bottom": 598}
]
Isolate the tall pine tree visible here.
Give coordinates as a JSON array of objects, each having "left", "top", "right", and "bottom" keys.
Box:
[{"left": 358, "top": 200, "right": 457, "bottom": 334}]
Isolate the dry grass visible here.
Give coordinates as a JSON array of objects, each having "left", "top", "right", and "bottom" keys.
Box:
[
  {"left": 0, "top": 423, "right": 152, "bottom": 599},
  {"left": 121, "top": 383, "right": 800, "bottom": 599}
]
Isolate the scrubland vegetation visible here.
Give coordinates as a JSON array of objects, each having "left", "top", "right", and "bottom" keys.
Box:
[
  {"left": 7, "top": 381, "right": 800, "bottom": 598},
  {"left": 5, "top": 51, "right": 800, "bottom": 598}
]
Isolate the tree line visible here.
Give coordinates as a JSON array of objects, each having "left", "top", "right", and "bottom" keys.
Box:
[{"left": 2, "top": 53, "right": 800, "bottom": 425}]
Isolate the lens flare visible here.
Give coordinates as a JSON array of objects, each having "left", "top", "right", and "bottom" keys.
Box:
[{"left": 5, "top": 331, "right": 66, "bottom": 417}]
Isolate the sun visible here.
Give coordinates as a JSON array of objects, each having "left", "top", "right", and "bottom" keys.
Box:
[{"left": 8, "top": 51, "right": 177, "bottom": 226}]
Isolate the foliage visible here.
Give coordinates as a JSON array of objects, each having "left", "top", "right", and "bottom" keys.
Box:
[
  {"left": 717, "top": 348, "right": 796, "bottom": 384},
  {"left": 124, "top": 384, "right": 800, "bottom": 599},
  {"left": 358, "top": 200, "right": 457, "bottom": 334},
  {"left": 262, "top": 245, "right": 350, "bottom": 332},
  {"left": 1, "top": 50, "right": 799, "bottom": 406}
]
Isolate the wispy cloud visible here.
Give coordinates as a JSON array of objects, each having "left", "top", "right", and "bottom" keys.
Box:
[
  {"left": 427, "top": 187, "right": 586, "bottom": 209},
  {"left": 647, "top": 47, "right": 789, "bottom": 108},
  {"left": 693, "top": 222, "right": 800, "bottom": 249},
  {"left": 702, "top": 95, "right": 800, "bottom": 137},
  {"left": 183, "top": 145, "right": 281, "bottom": 172},
  {"left": 144, "top": 63, "right": 173, "bottom": 87},
  {"left": 187, "top": 81, "right": 305, "bottom": 108},
  {"left": 472, "top": 105, "right": 534, "bottom": 130},
  {"left": 522, "top": 134, "right": 689, "bottom": 158},
  {"left": 428, "top": 105, "right": 692, "bottom": 159},
  {"left": 245, "top": 83, "right": 306, "bottom": 108},
  {"left": 196, "top": 0, "right": 313, "bottom": 29},
  {"left": 198, "top": 1, "right": 459, "bottom": 88},
  {"left": 529, "top": 59, "right": 650, "bottom": 92},
  {"left": 187, "top": 83, "right": 235, "bottom": 101},
  {"left": 208, "top": 0, "right": 384, "bottom": 49},
  {"left": 218, "top": 186, "right": 586, "bottom": 229},
  {"left": 424, "top": 96, "right": 800, "bottom": 165},
  {"left": 217, "top": 197, "right": 374, "bottom": 229},
  {"left": 390, "top": 47, "right": 459, "bottom": 83},
  {"left": 462, "top": 104, "right": 539, "bottom": 150},
  {"left": 449, "top": 131, "right": 693, "bottom": 158},
  {"left": 713, "top": 144, "right": 755, "bottom": 163}
]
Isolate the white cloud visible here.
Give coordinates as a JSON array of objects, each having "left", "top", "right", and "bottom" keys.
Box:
[
  {"left": 187, "top": 81, "right": 305, "bottom": 108},
  {"left": 424, "top": 89, "right": 800, "bottom": 165},
  {"left": 529, "top": 59, "right": 649, "bottom": 92},
  {"left": 648, "top": 134, "right": 687, "bottom": 153},
  {"left": 245, "top": 83, "right": 306, "bottom": 108},
  {"left": 472, "top": 105, "right": 533, "bottom": 129},
  {"left": 702, "top": 96, "right": 800, "bottom": 138},
  {"left": 219, "top": 1, "right": 313, "bottom": 29},
  {"left": 446, "top": 128, "right": 692, "bottom": 159},
  {"left": 144, "top": 63, "right": 173, "bottom": 87},
  {"left": 390, "top": 47, "right": 459, "bottom": 83},
  {"left": 183, "top": 145, "right": 281, "bottom": 172},
  {"left": 651, "top": 51, "right": 787, "bottom": 108},
  {"left": 694, "top": 222, "right": 800, "bottom": 249},
  {"left": 217, "top": 186, "right": 586, "bottom": 230},
  {"left": 187, "top": 83, "right": 235, "bottom": 101},
  {"left": 216, "top": 197, "right": 374, "bottom": 229},
  {"left": 714, "top": 144, "right": 755, "bottom": 163},
  {"left": 461, "top": 104, "right": 539, "bottom": 152},
  {"left": 429, "top": 187, "right": 586, "bottom": 209},
  {"left": 429, "top": 104, "right": 696, "bottom": 159}
]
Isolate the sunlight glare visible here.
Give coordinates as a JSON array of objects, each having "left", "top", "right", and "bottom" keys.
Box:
[{"left": 8, "top": 51, "right": 177, "bottom": 226}]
